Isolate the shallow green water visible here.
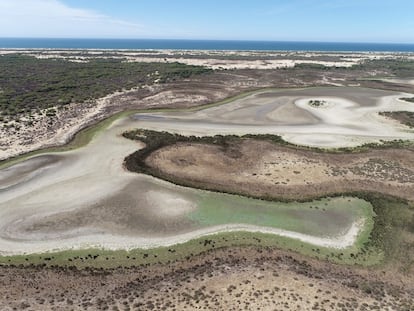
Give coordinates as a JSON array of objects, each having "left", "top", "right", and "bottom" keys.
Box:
[{"left": 189, "top": 193, "right": 372, "bottom": 237}]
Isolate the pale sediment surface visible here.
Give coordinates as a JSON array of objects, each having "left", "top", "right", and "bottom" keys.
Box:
[
  {"left": 0, "top": 86, "right": 412, "bottom": 255},
  {"left": 382, "top": 78, "right": 414, "bottom": 86},
  {"left": 0, "top": 222, "right": 364, "bottom": 256},
  {"left": 134, "top": 87, "right": 414, "bottom": 147}
]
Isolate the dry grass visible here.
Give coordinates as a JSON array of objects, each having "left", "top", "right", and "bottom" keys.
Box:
[
  {"left": 146, "top": 138, "right": 414, "bottom": 201},
  {"left": 1, "top": 246, "right": 412, "bottom": 310}
]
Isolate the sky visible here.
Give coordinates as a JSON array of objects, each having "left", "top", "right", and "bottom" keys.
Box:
[{"left": 0, "top": 0, "right": 413, "bottom": 43}]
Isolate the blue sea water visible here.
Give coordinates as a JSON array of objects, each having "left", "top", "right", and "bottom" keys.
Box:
[{"left": 1, "top": 38, "right": 414, "bottom": 52}]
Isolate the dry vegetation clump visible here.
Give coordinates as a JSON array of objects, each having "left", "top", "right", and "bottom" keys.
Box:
[
  {"left": 1, "top": 247, "right": 412, "bottom": 310},
  {"left": 125, "top": 130, "right": 414, "bottom": 201},
  {"left": 380, "top": 111, "right": 414, "bottom": 128}
]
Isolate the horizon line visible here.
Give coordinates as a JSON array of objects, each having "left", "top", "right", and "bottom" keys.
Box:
[{"left": 1, "top": 37, "right": 414, "bottom": 45}]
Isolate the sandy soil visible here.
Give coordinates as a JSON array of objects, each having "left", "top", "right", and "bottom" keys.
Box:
[
  {"left": 1, "top": 247, "right": 412, "bottom": 310},
  {"left": 0, "top": 88, "right": 134, "bottom": 160},
  {"left": 146, "top": 139, "right": 414, "bottom": 201},
  {"left": 2, "top": 49, "right": 395, "bottom": 69},
  {"left": 123, "top": 57, "right": 359, "bottom": 69}
]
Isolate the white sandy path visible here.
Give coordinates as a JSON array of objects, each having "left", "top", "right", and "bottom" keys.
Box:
[{"left": 0, "top": 220, "right": 364, "bottom": 256}]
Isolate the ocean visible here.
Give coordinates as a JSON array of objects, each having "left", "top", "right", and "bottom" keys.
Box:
[{"left": 0, "top": 38, "right": 414, "bottom": 52}]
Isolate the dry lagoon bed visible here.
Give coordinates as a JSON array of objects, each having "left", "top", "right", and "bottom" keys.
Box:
[
  {"left": 1, "top": 86, "right": 414, "bottom": 310},
  {"left": 0, "top": 117, "right": 369, "bottom": 255},
  {"left": 0, "top": 86, "right": 413, "bottom": 256},
  {"left": 133, "top": 87, "right": 414, "bottom": 147}
]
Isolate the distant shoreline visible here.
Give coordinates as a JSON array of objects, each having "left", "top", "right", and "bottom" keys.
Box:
[{"left": 1, "top": 38, "right": 414, "bottom": 52}]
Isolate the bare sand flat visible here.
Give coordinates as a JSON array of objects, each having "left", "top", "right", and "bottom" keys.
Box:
[
  {"left": 134, "top": 87, "right": 414, "bottom": 147},
  {"left": 382, "top": 78, "right": 414, "bottom": 85}
]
